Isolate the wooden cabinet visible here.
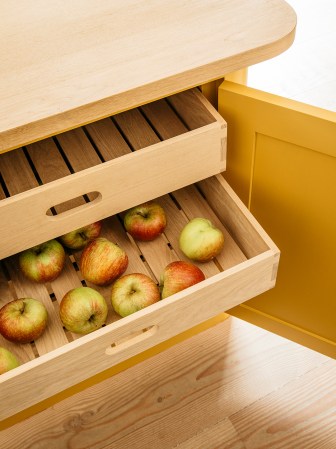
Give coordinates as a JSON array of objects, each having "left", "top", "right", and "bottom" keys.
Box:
[
  {"left": 0, "top": 0, "right": 297, "bottom": 428},
  {"left": 0, "top": 87, "right": 280, "bottom": 421},
  {"left": 219, "top": 81, "right": 336, "bottom": 358}
]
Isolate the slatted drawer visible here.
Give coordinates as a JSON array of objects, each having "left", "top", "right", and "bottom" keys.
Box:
[
  {"left": 0, "top": 173, "right": 279, "bottom": 421},
  {"left": 0, "top": 88, "right": 226, "bottom": 260}
]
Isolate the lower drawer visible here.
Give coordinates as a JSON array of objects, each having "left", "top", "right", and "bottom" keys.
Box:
[
  {"left": 0, "top": 88, "right": 226, "bottom": 260},
  {"left": 0, "top": 175, "right": 279, "bottom": 421}
]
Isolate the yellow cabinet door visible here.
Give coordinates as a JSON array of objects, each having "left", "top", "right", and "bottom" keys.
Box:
[{"left": 218, "top": 80, "right": 336, "bottom": 358}]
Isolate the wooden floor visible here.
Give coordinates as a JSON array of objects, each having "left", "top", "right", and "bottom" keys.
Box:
[{"left": 0, "top": 316, "right": 335, "bottom": 449}]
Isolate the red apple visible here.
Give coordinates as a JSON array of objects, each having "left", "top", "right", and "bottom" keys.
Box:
[
  {"left": 124, "top": 202, "right": 167, "bottom": 241},
  {"left": 0, "top": 347, "right": 20, "bottom": 374},
  {"left": 179, "top": 218, "right": 224, "bottom": 262},
  {"left": 111, "top": 273, "right": 160, "bottom": 317},
  {"left": 59, "top": 221, "right": 102, "bottom": 250},
  {"left": 19, "top": 239, "right": 66, "bottom": 283},
  {"left": 80, "top": 237, "right": 128, "bottom": 286},
  {"left": 59, "top": 287, "right": 108, "bottom": 334},
  {"left": 160, "top": 261, "right": 205, "bottom": 299},
  {"left": 0, "top": 298, "right": 48, "bottom": 343}
]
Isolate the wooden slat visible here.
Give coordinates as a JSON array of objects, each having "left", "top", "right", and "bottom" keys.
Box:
[
  {"left": 27, "top": 138, "right": 84, "bottom": 213},
  {"left": 168, "top": 89, "right": 217, "bottom": 130},
  {"left": 113, "top": 109, "right": 160, "bottom": 150},
  {"left": 0, "top": 184, "right": 6, "bottom": 200},
  {"left": 56, "top": 127, "right": 102, "bottom": 172},
  {"left": 0, "top": 148, "right": 38, "bottom": 195},
  {"left": 141, "top": 99, "right": 187, "bottom": 139},
  {"left": 129, "top": 232, "right": 177, "bottom": 282},
  {"left": 85, "top": 118, "right": 131, "bottom": 161}
]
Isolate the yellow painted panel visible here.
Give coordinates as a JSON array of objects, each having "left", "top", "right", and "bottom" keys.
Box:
[{"left": 218, "top": 81, "right": 336, "bottom": 357}]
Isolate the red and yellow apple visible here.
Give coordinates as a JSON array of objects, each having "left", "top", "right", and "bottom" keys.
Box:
[
  {"left": 160, "top": 261, "right": 205, "bottom": 299},
  {"left": 124, "top": 202, "right": 167, "bottom": 241},
  {"left": 59, "top": 221, "right": 102, "bottom": 250},
  {"left": 0, "top": 298, "right": 48, "bottom": 343},
  {"left": 111, "top": 273, "right": 160, "bottom": 317},
  {"left": 0, "top": 347, "right": 20, "bottom": 374},
  {"left": 179, "top": 218, "right": 224, "bottom": 262},
  {"left": 59, "top": 287, "right": 108, "bottom": 334},
  {"left": 19, "top": 239, "right": 66, "bottom": 283},
  {"left": 80, "top": 237, "right": 128, "bottom": 286}
]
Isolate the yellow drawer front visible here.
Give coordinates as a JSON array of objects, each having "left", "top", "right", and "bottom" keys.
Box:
[{"left": 219, "top": 80, "right": 336, "bottom": 358}]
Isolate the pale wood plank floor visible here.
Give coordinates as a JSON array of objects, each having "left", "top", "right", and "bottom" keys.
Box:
[{"left": 0, "top": 316, "right": 335, "bottom": 448}]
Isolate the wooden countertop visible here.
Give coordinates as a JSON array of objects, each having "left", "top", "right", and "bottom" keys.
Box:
[{"left": 0, "top": 0, "right": 296, "bottom": 153}]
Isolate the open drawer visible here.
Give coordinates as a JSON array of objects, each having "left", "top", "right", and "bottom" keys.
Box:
[
  {"left": 0, "top": 88, "right": 226, "bottom": 260},
  {"left": 0, "top": 174, "right": 279, "bottom": 420}
]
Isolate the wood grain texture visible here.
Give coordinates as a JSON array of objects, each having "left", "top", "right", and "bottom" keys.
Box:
[
  {"left": 0, "top": 0, "right": 296, "bottom": 152},
  {"left": 1, "top": 317, "right": 334, "bottom": 449}
]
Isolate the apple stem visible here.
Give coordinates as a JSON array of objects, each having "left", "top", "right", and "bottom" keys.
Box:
[
  {"left": 79, "top": 232, "right": 88, "bottom": 241},
  {"left": 137, "top": 211, "right": 148, "bottom": 219}
]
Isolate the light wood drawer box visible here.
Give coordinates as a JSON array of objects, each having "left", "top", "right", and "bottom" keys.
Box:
[
  {"left": 0, "top": 173, "right": 279, "bottom": 420},
  {"left": 0, "top": 88, "right": 279, "bottom": 421},
  {"left": 0, "top": 88, "right": 226, "bottom": 260}
]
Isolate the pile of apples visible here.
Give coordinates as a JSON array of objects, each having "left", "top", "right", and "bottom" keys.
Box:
[{"left": 0, "top": 202, "right": 224, "bottom": 374}]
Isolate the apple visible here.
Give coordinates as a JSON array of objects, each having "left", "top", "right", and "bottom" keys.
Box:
[
  {"left": 179, "top": 217, "right": 224, "bottom": 262},
  {"left": 19, "top": 239, "right": 66, "bottom": 283},
  {"left": 160, "top": 261, "right": 205, "bottom": 299},
  {"left": 0, "top": 347, "right": 20, "bottom": 374},
  {"left": 80, "top": 237, "right": 128, "bottom": 286},
  {"left": 111, "top": 273, "right": 160, "bottom": 317},
  {"left": 124, "top": 202, "right": 167, "bottom": 241},
  {"left": 0, "top": 298, "right": 48, "bottom": 343},
  {"left": 59, "top": 287, "right": 108, "bottom": 334},
  {"left": 59, "top": 221, "right": 102, "bottom": 250}
]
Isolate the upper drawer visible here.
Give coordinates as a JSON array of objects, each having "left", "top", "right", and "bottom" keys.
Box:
[{"left": 0, "top": 89, "right": 226, "bottom": 259}]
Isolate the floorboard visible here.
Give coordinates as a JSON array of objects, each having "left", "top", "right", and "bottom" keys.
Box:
[{"left": 1, "top": 317, "right": 334, "bottom": 449}]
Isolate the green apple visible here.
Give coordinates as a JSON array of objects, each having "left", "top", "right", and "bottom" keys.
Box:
[
  {"left": 179, "top": 218, "right": 224, "bottom": 262},
  {"left": 111, "top": 273, "right": 160, "bottom": 317},
  {"left": 0, "top": 298, "right": 48, "bottom": 343},
  {"left": 59, "top": 287, "right": 108, "bottom": 334},
  {"left": 0, "top": 347, "right": 20, "bottom": 374}
]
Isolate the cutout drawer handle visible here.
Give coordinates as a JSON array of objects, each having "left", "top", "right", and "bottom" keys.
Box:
[
  {"left": 46, "top": 191, "right": 102, "bottom": 218},
  {"left": 105, "top": 325, "right": 158, "bottom": 355}
]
